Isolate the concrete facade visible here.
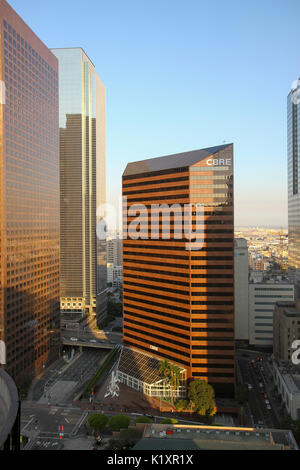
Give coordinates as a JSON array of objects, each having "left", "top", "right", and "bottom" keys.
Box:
[{"left": 234, "top": 238, "right": 249, "bottom": 341}]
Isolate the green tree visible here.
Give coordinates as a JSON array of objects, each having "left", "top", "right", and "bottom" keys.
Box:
[
  {"left": 188, "top": 379, "right": 216, "bottom": 418},
  {"left": 158, "top": 360, "right": 182, "bottom": 404},
  {"left": 161, "top": 418, "right": 178, "bottom": 424},
  {"left": 159, "top": 359, "right": 171, "bottom": 379},
  {"left": 88, "top": 413, "right": 108, "bottom": 434},
  {"left": 109, "top": 414, "right": 130, "bottom": 432},
  {"left": 175, "top": 399, "right": 189, "bottom": 411},
  {"left": 135, "top": 416, "right": 152, "bottom": 424}
]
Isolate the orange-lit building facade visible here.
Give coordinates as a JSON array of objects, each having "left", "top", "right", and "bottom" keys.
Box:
[
  {"left": 0, "top": 0, "right": 60, "bottom": 382},
  {"left": 122, "top": 144, "right": 235, "bottom": 397}
]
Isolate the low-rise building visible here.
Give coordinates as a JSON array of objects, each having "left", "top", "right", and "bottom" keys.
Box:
[
  {"left": 273, "top": 360, "right": 300, "bottom": 420},
  {"left": 248, "top": 272, "right": 294, "bottom": 347},
  {"left": 112, "top": 275, "right": 123, "bottom": 289},
  {"left": 273, "top": 300, "right": 300, "bottom": 361},
  {"left": 133, "top": 423, "right": 298, "bottom": 450},
  {"left": 234, "top": 238, "right": 249, "bottom": 341},
  {"left": 107, "top": 237, "right": 122, "bottom": 266},
  {"left": 116, "top": 346, "right": 186, "bottom": 398},
  {"left": 107, "top": 264, "right": 123, "bottom": 284}
]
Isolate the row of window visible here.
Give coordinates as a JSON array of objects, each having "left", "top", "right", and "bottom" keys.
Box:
[
  {"left": 125, "top": 209, "right": 233, "bottom": 217},
  {"left": 123, "top": 185, "right": 189, "bottom": 195},
  {"left": 123, "top": 175, "right": 189, "bottom": 188},
  {"left": 3, "top": 19, "right": 57, "bottom": 78}
]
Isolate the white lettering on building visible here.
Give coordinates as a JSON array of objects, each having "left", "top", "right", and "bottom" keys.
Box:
[{"left": 206, "top": 158, "right": 231, "bottom": 166}]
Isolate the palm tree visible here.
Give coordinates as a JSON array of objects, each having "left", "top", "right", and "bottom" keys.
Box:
[
  {"left": 158, "top": 359, "right": 171, "bottom": 377},
  {"left": 158, "top": 359, "right": 172, "bottom": 399},
  {"left": 169, "top": 365, "right": 181, "bottom": 404},
  {"left": 158, "top": 360, "right": 182, "bottom": 404}
]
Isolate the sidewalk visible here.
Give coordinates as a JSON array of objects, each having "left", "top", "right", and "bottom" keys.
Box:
[
  {"left": 27, "top": 352, "right": 83, "bottom": 402},
  {"left": 62, "top": 436, "right": 95, "bottom": 450}
]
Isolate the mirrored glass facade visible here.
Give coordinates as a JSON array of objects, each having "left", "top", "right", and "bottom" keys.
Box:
[
  {"left": 51, "top": 48, "right": 107, "bottom": 321},
  {"left": 288, "top": 84, "right": 300, "bottom": 280},
  {"left": 0, "top": 0, "right": 60, "bottom": 382}
]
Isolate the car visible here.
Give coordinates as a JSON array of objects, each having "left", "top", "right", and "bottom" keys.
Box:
[
  {"left": 70, "top": 337, "right": 78, "bottom": 341},
  {"left": 248, "top": 384, "right": 253, "bottom": 390},
  {"left": 265, "top": 400, "right": 270, "bottom": 405},
  {"left": 267, "top": 405, "right": 272, "bottom": 410},
  {"left": 264, "top": 393, "right": 268, "bottom": 399},
  {"left": 89, "top": 339, "right": 97, "bottom": 343},
  {"left": 259, "top": 382, "right": 263, "bottom": 388}
]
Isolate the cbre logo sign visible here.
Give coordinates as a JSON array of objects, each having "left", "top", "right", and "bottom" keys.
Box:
[{"left": 206, "top": 158, "right": 231, "bottom": 166}]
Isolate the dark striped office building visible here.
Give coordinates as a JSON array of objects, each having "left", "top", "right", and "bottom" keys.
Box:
[{"left": 122, "top": 144, "right": 235, "bottom": 398}]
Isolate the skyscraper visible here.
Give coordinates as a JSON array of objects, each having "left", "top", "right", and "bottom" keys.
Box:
[
  {"left": 51, "top": 48, "right": 107, "bottom": 322},
  {"left": 234, "top": 238, "right": 249, "bottom": 342},
  {"left": 288, "top": 80, "right": 300, "bottom": 297},
  {"left": 0, "top": 0, "right": 60, "bottom": 382},
  {"left": 122, "top": 144, "right": 235, "bottom": 397}
]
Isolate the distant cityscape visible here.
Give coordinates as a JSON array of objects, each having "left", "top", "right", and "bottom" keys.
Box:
[{"left": 235, "top": 227, "right": 288, "bottom": 271}]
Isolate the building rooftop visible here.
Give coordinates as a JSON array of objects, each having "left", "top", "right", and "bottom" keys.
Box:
[
  {"left": 276, "top": 301, "right": 297, "bottom": 308},
  {"left": 50, "top": 47, "right": 95, "bottom": 68},
  {"left": 249, "top": 271, "right": 293, "bottom": 284},
  {"left": 283, "top": 307, "right": 300, "bottom": 318},
  {"left": 117, "top": 346, "right": 185, "bottom": 385},
  {"left": 133, "top": 424, "right": 298, "bottom": 451},
  {"left": 123, "top": 143, "right": 233, "bottom": 177},
  {"left": 274, "top": 360, "right": 300, "bottom": 395}
]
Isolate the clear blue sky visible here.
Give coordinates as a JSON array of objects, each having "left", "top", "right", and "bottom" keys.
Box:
[{"left": 8, "top": 0, "right": 300, "bottom": 227}]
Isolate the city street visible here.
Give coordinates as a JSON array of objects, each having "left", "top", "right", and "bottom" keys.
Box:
[
  {"left": 27, "top": 349, "right": 110, "bottom": 405},
  {"left": 62, "top": 329, "right": 122, "bottom": 346},
  {"left": 21, "top": 403, "right": 88, "bottom": 439},
  {"left": 237, "top": 350, "right": 283, "bottom": 428}
]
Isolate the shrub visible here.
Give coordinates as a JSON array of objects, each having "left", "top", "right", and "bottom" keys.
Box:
[
  {"left": 135, "top": 416, "right": 152, "bottom": 424},
  {"left": 88, "top": 413, "right": 108, "bottom": 432},
  {"left": 175, "top": 399, "right": 189, "bottom": 411},
  {"left": 161, "top": 418, "right": 178, "bottom": 424},
  {"left": 83, "top": 347, "right": 118, "bottom": 395},
  {"left": 109, "top": 415, "right": 130, "bottom": 432}
]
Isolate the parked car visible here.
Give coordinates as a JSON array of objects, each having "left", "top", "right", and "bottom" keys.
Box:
[{"left": 70, "top": 337, "right": 78, "bottom": 341}]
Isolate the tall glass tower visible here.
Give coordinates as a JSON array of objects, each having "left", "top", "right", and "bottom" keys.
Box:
[
  {"left": 51, "top": 48, "right": 107, "bottom": 322},
  {"left": 288, "top": 80, "right": 300, "bottom": 295},
  {"left": 0, "top": 0, "right": 60, "bottom": 382}
]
